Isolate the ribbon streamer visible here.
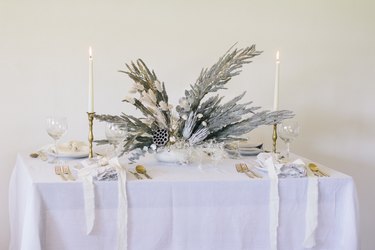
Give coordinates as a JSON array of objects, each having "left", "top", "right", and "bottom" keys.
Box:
[
  {"left": 258, "top": 153, "right": 319, "bottom": 250},
  {"left": 78, "top": 157, "right": 129, "bottom": 250},
  {"left": 110, "top": 158, "right": 128, "bottom": 250},
  {"left": 265, "top": 156, "right": 279, "bottom": 250},
  {"left": 303, "top": 172, "right": 319, "bottom": 248},
  {"left": 77, "top": 162, "right": 97, "bottom": 234}
]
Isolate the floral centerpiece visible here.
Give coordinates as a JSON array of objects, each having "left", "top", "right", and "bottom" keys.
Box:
[{"left": 95, "top": 45, "right": 294, "bottom": 162}]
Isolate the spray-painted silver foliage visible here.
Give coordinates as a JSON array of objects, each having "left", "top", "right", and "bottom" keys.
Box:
[{"left": 95, "top": 45, "right": 294, "bottom": 162}]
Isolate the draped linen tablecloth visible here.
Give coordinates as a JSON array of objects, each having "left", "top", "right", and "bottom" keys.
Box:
[{"left": 9, "top": 153, "right": 359, "bottom": 250}]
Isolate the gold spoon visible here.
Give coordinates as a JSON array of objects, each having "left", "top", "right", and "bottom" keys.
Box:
[
  {"left": 135, "top": 165, "right": 152, "bottom": 179},
  {"left": 30, "top": 152, "right": 39, "bottom": 158},
  {"left": 308, "top": 163, "right": 329, "bottom": 177},
  {"left": 30, "top": 151, "right": 48, "bottom": 161}
]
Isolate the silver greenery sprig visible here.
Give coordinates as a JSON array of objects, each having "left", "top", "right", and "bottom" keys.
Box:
[
  {"left": 176, "top": 45, "right": 262, "bottom": 116},
  {"left": 95, "top": 44, "right": 294, "bottom": 162}
]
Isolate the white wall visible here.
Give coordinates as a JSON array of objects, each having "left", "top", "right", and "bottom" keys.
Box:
[{"left": 1, "top": 0, "right": 374, "bottom": 249}]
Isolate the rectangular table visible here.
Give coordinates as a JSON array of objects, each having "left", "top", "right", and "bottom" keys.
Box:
[{"left": 9, "top": 153, "right": 359, "bottom": 250}]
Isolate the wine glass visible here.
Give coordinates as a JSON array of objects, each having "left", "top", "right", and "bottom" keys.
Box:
[
  {"left": 105, "top": 122, "right": 127, "bottom": 157},
  {"left": 278, "top": 119, "right": 300, "bottom": 160},
  {"left": 46, "top": 117, "right": 68, "bottom": 163}
]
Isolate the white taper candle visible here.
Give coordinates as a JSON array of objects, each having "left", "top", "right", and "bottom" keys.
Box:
[
  {"left": 88, "top": 46, "right": 94, "bottom": 113},
  {"left": 273, "top": 51, "right": 280, "bottom": 111}
]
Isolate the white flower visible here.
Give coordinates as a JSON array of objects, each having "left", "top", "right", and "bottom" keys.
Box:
[
  {"left": 123, "top": 96, "right": 135, "bottom": 104},
  {"left": 197, "top": 113, "right": 203, "bottom": 119},
  {"left": 182, "top": 114, "right": 188, "bottom": 120},
  {"left": 154, "top": 80, "right": 163, "bottom": 92},
  {"left": 143, "top": 146, "right": 149, "bottom": 152},
  {"left": 179, "top": 97, "right": 190, "bottom": 110},
  {"left": 159, "top": 101, "right": 169, "bottom": 111},
  {"left": 135, "top": 83, "right": 144, "bottom": 91},
  {"left": 150, "top": 144, "right": 157, "bottom": 150},
  {"left": 129, "top": 85, "right": 137, "bottom": 94},
  {"left": 202, "top": 121, "right": 207, "bottom": 127},
  {"left": 141, "top": 91, "right": 155, "bottom": 106},
  {"left": 159, "top": 101, "right": 173, "bottom": 111},
  {"left": 154, "top": 108, "right": 168, "bottom": 128},
  {"left": 148, "top": 89, "right": 157, "bottom": 103},
  {"left": 169, "top": 136, "right": 176, "bottom": 143}
]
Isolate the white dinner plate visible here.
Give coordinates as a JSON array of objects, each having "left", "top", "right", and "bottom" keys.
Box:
[
  {"left": 239, "top": 148, "right": 263, "bottom": 156},
  {"left": 238, "top": 143, "right": 263, "bottom": 149},
  {"left": 46, "top": 141, "right": 89, "bottom": 158},
  {"left": 225, "top": 148, "right": 263, "bottom": 157}
]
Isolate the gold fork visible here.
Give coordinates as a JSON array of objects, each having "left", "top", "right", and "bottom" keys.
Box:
[
  {"left": 129, "top": 170, "right": 143, "bottom": 180},
  {"left": 241, "top": 163, "right": 262, "bottom": 178},
  {"left": 235, "top": 164, "right": 253, "bottom": 178},
  {"left": 63, "top": 166, "right": 76, "bottom": 181},
  {"left": 55, "top": 166, "right": 67, "bottom": 181}
]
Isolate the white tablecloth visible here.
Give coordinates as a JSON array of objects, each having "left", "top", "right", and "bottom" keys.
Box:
[{"left": 9, "top": 153, "right": 359, "bottom": 250}]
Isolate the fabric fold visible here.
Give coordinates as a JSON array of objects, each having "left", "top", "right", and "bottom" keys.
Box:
[
  {"left": 303, "top": 171, "right": 319, "bottom": 248},
  {"left": 77, "top": 157, "right": 129, "bottom": 250},
  {"left": 110, "top": 158, "right": 128, "bottom": 250},
  {"left": 264, "top": 155, "right": 279, "bottom": 250},
  {"left": 78, "top": 161, "right": 97, "bottom": 235},
  {"left": 257, "top": 153, "right": 319, "bottom": 250}
]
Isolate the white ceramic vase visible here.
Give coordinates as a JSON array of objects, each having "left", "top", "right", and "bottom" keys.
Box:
[{"left": 154, "top": 149, "right": 190, "bottom": 164}]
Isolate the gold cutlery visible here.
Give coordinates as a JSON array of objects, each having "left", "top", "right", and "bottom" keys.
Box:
[
  {"left": 129, "top": 170, "right": 143, "bottom": 180},
  {"left": 241, "top": 163, "right": 262, "bottom": 178},
  {"left": 30, "top": 153, "right": 39, "bottom": 158},
  {"left": 308, "top": 163, "right": 329, "bottom": 177},
  {"left": 135, "top": 165, "right": 152, "bottom": 179},
  {"left": 63, "top": 166, "right": 76, "bottom": 181},
  {"left": 235, "top": 164, "right": 253, "bottom": 178},
  {"left": 30, "top": 151, "right": 48, "bottom": 161},
  {"left": 55, "top": 166, "right": 67, "bottom": 181}
]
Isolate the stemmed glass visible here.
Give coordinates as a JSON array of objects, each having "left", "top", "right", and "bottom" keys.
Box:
[
  {"left": 46, "top": 117, "right": 68, "bottom": 163},
  {"left": 278, "top": 119, "right": 300, "bottom": 160},
  {"left": 105, "top": 122, "right": 127, "bottom": 157}
]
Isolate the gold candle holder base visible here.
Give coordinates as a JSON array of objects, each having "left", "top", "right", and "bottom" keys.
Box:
[
  {"left": 87, "top": 112, "right": 95, "bottom": 158},
  {"left": 272, "top": 124, "right": 278, "bottom": 153}
]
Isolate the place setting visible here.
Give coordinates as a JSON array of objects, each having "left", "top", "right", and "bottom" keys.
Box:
[
  {"left": 30, "top": 116, "right": 89, "bottom": 161},
  {"left": 28, "top": 116, "right": 90, "bottom": 182}
]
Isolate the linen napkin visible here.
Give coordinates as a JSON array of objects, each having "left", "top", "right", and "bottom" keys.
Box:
[
  {"left": 256, "top": 153, "right": 318, "bottom": 249},
  {"left": 56, "top": 140, "right": 88, "bottom": 154},
  {"left": 303, "top": 170, "right": 318, "bottom": 248},
  {"left": 278, "top": 163, "right": 306, "bottom": 178},
  {"left": 257, "top": 153, "right": 306, "bottom": 178},
  {"left": 77, "top": 157, "right": 128, "bottom": 250},
  {"left": 114, "top": 158, "right": 128, "bottom": 250},
  {"left": 262, "top": 154, "right": 279, "bottom": 250},
  {"left": 77, "top": 161, "right": 97, "bottom": 234}
]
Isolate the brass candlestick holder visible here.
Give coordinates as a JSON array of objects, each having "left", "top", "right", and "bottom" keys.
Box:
[
  {"left": 272, "top": 123, "right": 278, "bottom": 153},
  {"left": 87, "top": 112, "right": 95, "bottom": 158}
]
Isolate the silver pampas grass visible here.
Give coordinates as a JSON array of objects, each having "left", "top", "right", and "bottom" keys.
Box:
[{"left": 95, "top": 44, "right": 294, "bottom": 162}]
